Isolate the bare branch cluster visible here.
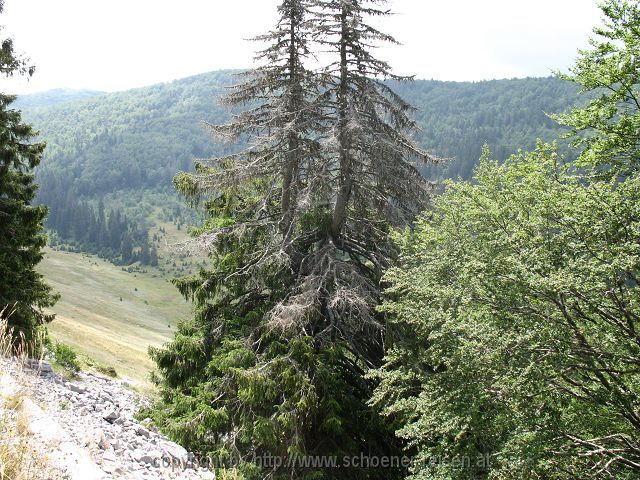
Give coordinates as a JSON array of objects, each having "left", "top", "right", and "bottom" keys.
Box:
[{"left": 176, "top": 0, "right": 438, "bottom": 365}]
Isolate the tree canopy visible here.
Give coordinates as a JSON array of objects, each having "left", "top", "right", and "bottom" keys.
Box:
[
  {"left": 553, "top": 0, "right": 640, "bottom": 177},
  {"left": 372, "top": 1, "right": 640, "bottom": 478}
]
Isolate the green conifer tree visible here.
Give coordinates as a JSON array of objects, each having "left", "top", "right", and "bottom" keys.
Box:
[
  {"left": 149, "top": 1, "right": 435, "bottom": 478},
  {"left": 0, "top": 0, "right": 57, "bottom": 340}
]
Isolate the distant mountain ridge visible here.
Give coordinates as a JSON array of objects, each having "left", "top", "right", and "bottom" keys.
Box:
[{"left": 14, "top": 88, "right": 106, "bottom": 110}]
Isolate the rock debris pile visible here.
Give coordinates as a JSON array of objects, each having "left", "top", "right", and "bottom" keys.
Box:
[{"left": 0, "top": 358, "right": 216, "bottom": 480}]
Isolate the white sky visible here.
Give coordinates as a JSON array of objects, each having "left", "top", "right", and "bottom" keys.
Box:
[{"left": 2, "top": 0, "right": 603, "bottom": 94}]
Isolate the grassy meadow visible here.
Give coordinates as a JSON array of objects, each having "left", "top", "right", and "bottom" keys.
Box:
[{"left": 37, "top": 247, "right": 191, "bottom": 383}]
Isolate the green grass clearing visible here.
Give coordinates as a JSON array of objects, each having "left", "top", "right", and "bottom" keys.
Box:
[{"left": 37, "top": 247, "right": 191, "bottom": 384}]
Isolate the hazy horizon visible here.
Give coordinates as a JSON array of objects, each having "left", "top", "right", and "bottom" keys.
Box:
[
  {"left": 3, "top": 0, "right": 602, "bottom": 95},
  {"left": 15, "top": 68, "right": 570, "bottom": 97}
]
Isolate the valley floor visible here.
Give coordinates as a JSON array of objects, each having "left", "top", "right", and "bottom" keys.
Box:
[{"left": 37, "top": 248, "right": 190, "bottom": 383}]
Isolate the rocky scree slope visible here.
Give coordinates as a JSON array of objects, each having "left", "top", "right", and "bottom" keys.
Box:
[{"left": 0, "top": 358, "right": 216, "bottom": 479}]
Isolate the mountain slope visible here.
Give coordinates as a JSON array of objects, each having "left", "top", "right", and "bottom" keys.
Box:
[
  {"left": 23, "top": 71, "right": 236, "bottom": 199},
  {"left": 17, "top": 71, "right": 581, "bottom": 234}
]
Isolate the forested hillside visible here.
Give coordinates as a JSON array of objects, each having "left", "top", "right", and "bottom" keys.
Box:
[
  {"left": 23, "top": 70, "right": 237, "bottom": 199},
  {"left": 394, "top": 78, "right": 581, "bottom": 178},
  {"left": 3, "top": 0, "right": 639, "bottom": 478},
  {"left": 23, "top": 72, "right": 579, "bottom": 190},
  {"left": 19, "top": 71, "right": 579, "bottom": 264}
]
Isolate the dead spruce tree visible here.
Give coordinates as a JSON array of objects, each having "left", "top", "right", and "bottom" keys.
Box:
[{"left": 150, "top": 1, "right": 435, "bottom": 478}]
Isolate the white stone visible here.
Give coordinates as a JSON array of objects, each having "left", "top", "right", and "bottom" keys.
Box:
[
  {"left": 96, "top": 430, "right": 110, "bottom": 450},
  {"left": 102, "top": 407, "right": 119, "bottom": 422}
]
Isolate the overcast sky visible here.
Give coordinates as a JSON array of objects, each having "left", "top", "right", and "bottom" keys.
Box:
[{"left": 3, "top": 0, "right": 603, "bottom": 94}]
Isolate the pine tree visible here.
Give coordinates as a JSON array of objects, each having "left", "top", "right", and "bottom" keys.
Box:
[
  {"left": 139, "top": 240, "right": 150, "bottom": 265},
  {"left": 150, "top": 1, "right": 436, "bottom": 478},
  {"left": 0, "top": 1, "right": 57, "bottom": 339},
  {"left": 120, "top": 231, "right": 133, "bottom": 264},
  {"left": 270, "top": 0, "right": 437, "bottom": 354}
]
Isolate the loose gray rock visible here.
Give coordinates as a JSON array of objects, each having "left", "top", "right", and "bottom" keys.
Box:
[
  {"left": 102, "top": 408, "right": 119, "bottom": 422},
  {"left": 163, "top": 441, "right": 188, "bottom": 461},
  {"left": 102, "top": 449, "right": 117, "bottom": 463},
  {"left": 96, "top": 430, "right": 111, "bottom": 450},
  {"left": 132, "top": 448, "right": 145, "bottom": 463},
  {"left": 145, "top": 451, "right": 163, "bottom": 466},
  {"left": 66, "top": 382, "right": 87, "bottom": 394},
  {"left": 40, "top": 361, "right": 53, "bottom": 375},
  {"left": 1, "top": 357, "right": 214, "bottom": 479}
]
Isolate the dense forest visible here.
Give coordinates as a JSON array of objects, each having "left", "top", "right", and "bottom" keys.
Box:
[
  {"left": 35, "top": 182, "right": 159, "bottom": 266},
  {"left": 147, "top": 0, "right": 637, "bottom": 478},
  {"left": 13, "top": 88, "right": 104, "bottom": 110}
]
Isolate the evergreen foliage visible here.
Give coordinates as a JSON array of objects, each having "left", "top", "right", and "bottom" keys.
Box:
[
  {"left": 0, "top": 1, "right": 57, "bottom": 339},
  {"left": 37, "top": 176, "right": 157, "bottom": 266},
  {"left": 14, "top": 72, "right": 580, "bottom": 262},
  {"left": 149, "top": 1, "right": 433, "bottom": 477},
  {"left": 4, "top": 0, "right": 634, "bottom": 477},
  {"left": 12, "top": 88, "right": 104, "bottom": 110}
]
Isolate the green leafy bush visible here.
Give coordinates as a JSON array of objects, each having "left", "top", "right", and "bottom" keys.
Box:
[{"left": 51, "top": 343, "right": 81, "bottom": 373}]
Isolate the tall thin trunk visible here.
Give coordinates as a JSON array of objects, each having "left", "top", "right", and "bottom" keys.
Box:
[
  {"left": 330, "top": 4, "right": 351, "bottom": 240},
  {"left": 280, "top": 8, "right": 299, "bottom": 235}
]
